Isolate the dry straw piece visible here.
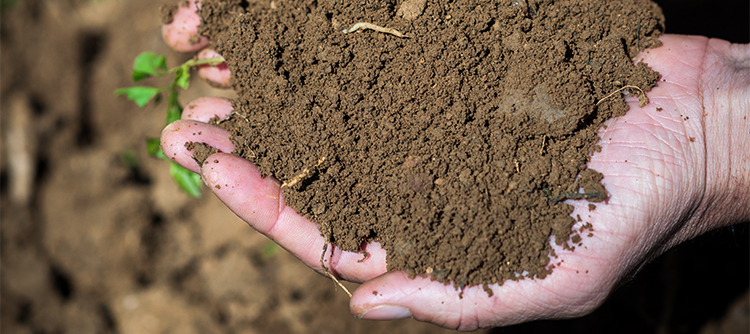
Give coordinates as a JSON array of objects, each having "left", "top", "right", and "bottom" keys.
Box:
[{"left": 342, "top": 22, "right": 408, "bottom": 38}]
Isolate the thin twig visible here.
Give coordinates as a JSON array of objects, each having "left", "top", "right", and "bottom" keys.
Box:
[
  {"left": 596, "top": 85, "right": 649, "bottom": 108},
  {"left": 342, "top": 22, "right": 408, "bottom": 38},
  {"left": 281, "top": 157, "right": 326, "bottom": 188},
  {"left": 320, "top": 243, "right": 353, "bottom": 298}
]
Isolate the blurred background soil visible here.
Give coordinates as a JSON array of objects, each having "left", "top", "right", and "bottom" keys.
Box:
[{"left": 0, "top": 0, "right": 747, "bottom": 333}]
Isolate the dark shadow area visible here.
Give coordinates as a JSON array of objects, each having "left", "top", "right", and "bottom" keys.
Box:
[
  {"left": 50, "top": 264, "right": 75, "bottom": 302},
  {"left": 76, "top": 30, "right": 106, "bottom": 147},
  {"left": 656, "top": 0, "right": 749, "bottom": 43}
]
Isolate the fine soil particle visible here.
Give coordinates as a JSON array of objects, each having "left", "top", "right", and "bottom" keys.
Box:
[
  {"left": 160, "top": 3, "right": 178, "bottom": 24},
  {"left": 195, "top": 0, "right": 664, "bottom": 288}
]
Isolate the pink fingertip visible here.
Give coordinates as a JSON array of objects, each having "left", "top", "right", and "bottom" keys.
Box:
[
  {"left": 197, "top": 49, "right": 232, "bottom": 88},
  {"left": 160, "top": 120, "right": 235, "bottom": 173},
  {"left": 183, "top": 97, "right": 234, "bottom": 122},
  {"left": 161, "top": 0, "right": 210, "bottom": 53}
]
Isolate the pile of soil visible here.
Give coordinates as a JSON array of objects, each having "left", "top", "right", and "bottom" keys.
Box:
[{"left": 193, "top": 0, "right": 664, "bottom": 288}]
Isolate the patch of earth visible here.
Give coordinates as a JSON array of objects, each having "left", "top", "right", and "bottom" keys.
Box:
[{"left": 194, "top": 0, "right": 663, "bottom": 288}]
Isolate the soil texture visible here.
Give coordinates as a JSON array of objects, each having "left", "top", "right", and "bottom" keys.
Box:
[{"left": 197, "top": 0, "right": 663, "bottom": 288}]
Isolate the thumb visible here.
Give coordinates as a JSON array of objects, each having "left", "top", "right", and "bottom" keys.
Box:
[
  {"left": 351, "top": 271, "right": 488, "bottom": 330},
  {"left": 350, "top": 268, "right": 606, "bottom": 330}
]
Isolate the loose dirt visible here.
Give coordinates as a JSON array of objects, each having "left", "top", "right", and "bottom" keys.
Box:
[{"left": 193, "top": 0, "right": 664, "bottom": 288}]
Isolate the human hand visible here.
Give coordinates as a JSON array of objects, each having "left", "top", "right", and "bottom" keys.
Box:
[
  {"left": 160, "top": 0, "right": 231, "bottom": 88},
  {"left": 160, "top": 2, "right": 750, "bottom": 329}
]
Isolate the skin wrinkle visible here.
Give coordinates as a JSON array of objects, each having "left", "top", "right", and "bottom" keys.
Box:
[
  {"left": 536, "top": 280, "right": 583, "bottom": 309},
  {"left": 452, "top": 287, "right": 484, "bottom": 330},
  {"left": 388, "top": 276, "right": 425, "bottom": 302},
  {"left": 624, "top": 204, "right": 680, "bottom": 265},
  {"left": 642, "top": 189, "right": 700, "bottom": 261},
  {"left": 476, "top": 289, "right": 497, "bottom": 316},
  {"left": 433, "top": 311, "right": 456, "bottom": 330},
  {"left": 630, "top": 118, "right": 688, "bottom": 150},
  {"left": 540, "top": 285, "right": 602, "bottom": 319},
  {"left": 671, "top": 37, "right": 721, "bottom": 241},
  {"left": 471, "top": 303, "right": 482, "bottom": 330},
  {"left": 261, "top": 192, "right": 285, "bottom": 243},
  {"left": 691, "top": 38, "right": 712, "bottom": 227},
  {"left": 486, "top": 297, "right": 507, "bottom": 326},
  {"left": 715, "top": 47, "right": 735, "bottom": 224},
  {"left": 520, "top": 285, "right": 563, "bottom": 318},
  {"left": 630, "top": 164, "right": 661, "bottom": 200},
  {"left": 725, "top": 43, "right": 750, "bottom": 213},
  {"left": 454, "top": 303, "right": 466, "bottom": 331}
]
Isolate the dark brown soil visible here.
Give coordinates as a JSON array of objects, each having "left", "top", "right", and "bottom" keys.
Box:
[{"left": 196, "top": 0, "right": 663, "bottom": 288}]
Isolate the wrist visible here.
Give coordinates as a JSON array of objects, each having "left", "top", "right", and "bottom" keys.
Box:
[{"left": 693, "top": 38, "right": 750, "bottom": 236}]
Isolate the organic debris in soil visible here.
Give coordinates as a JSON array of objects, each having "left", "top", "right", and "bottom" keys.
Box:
[{"left": 194, "top": 0, "right": 664, "bottom": 289}]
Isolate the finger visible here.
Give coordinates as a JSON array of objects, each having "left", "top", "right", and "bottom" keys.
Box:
[
  {"left": 183, "top": 97, "right": 234, "bottom": 122},
  {"left": 160, "top": 120, "right": 235, "bottom": 173},
  {"left": 197, "top": 49, "right": 232, "bottom": 88},
  {"left": 350, "top": 228, "right": 625, "bottom": 331},
  {"left": 350, "top": 269, "right": 605, "bottom": 330},
  {"left": 161, "top": 0, "right": 210, "bottom": 53},
  {"left": 200, "top": 153, "right": 388, "bottom": 282},
  {"left": 351, "top": 272, "right": 500, "bottom": 329}
]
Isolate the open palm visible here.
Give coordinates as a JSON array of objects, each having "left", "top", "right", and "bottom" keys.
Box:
[{"left": 160, "top": 2, "right": 749, "bottom": 329}]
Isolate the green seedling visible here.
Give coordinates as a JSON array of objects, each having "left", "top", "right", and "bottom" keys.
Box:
[
  {"left": 116, "top": 51, "right": 224, "bottom": 198},
  {"left": 261, "top": 241, "right": 281, "bottom": 259}
]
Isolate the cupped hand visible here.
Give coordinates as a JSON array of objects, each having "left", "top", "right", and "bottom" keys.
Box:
[{"left": 160, "top": 2, "right": 750, "bottom": 329}]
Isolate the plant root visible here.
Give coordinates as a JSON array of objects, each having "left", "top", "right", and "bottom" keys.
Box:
[
  {"left": 342, "top": 22, "right": 408, "bottom": 38},
  {"left": 320, "top": 243, "right": 352, "bottom": 298},
  {"left": 282, "top": 156, "right": 326, "bottom": 188},
  {"left": 596, "top": 85, "right": 649, "bottom": 108}
]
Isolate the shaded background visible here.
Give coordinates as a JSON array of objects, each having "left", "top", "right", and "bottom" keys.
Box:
[{"left": 1, "top": 0, "right": 748, "bottom": 333}]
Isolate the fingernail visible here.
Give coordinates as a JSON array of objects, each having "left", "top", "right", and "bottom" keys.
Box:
[{"left": 358, "top": 305, "right": 412, "bottom": 320}]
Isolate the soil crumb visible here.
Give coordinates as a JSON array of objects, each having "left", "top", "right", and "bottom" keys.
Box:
[
  {"left": 159, "top": 3, "right": 178, "bottom": 24},
  {"left": 197, "top": 0, "right": 664, "bottom": 288}
]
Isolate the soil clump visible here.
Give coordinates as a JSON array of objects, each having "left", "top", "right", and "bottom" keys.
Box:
[{"left": 195, "top": 0, "right": 664, "bottom": 288}]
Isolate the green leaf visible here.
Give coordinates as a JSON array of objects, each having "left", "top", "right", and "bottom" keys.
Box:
[
  {"left": 170, "top": 162, "right": 202, "bottom": 198},
  {"left": 174, "top": 66, "right": 191, "bottom": 90},
  {"left": 165, "top": 90, "right": 183, "bottom": 124},
  {"left": 146, "top": 138, "right": 166, "bottom": 159},
  {"left": 166, "top": 103, "right": 182, "bottom": 124},
  {"left": 132, "top": 52, "right": 168, "bottom": 82},
  {"left": 115, "top": 86, "right": 162, "bottom": 108}
]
